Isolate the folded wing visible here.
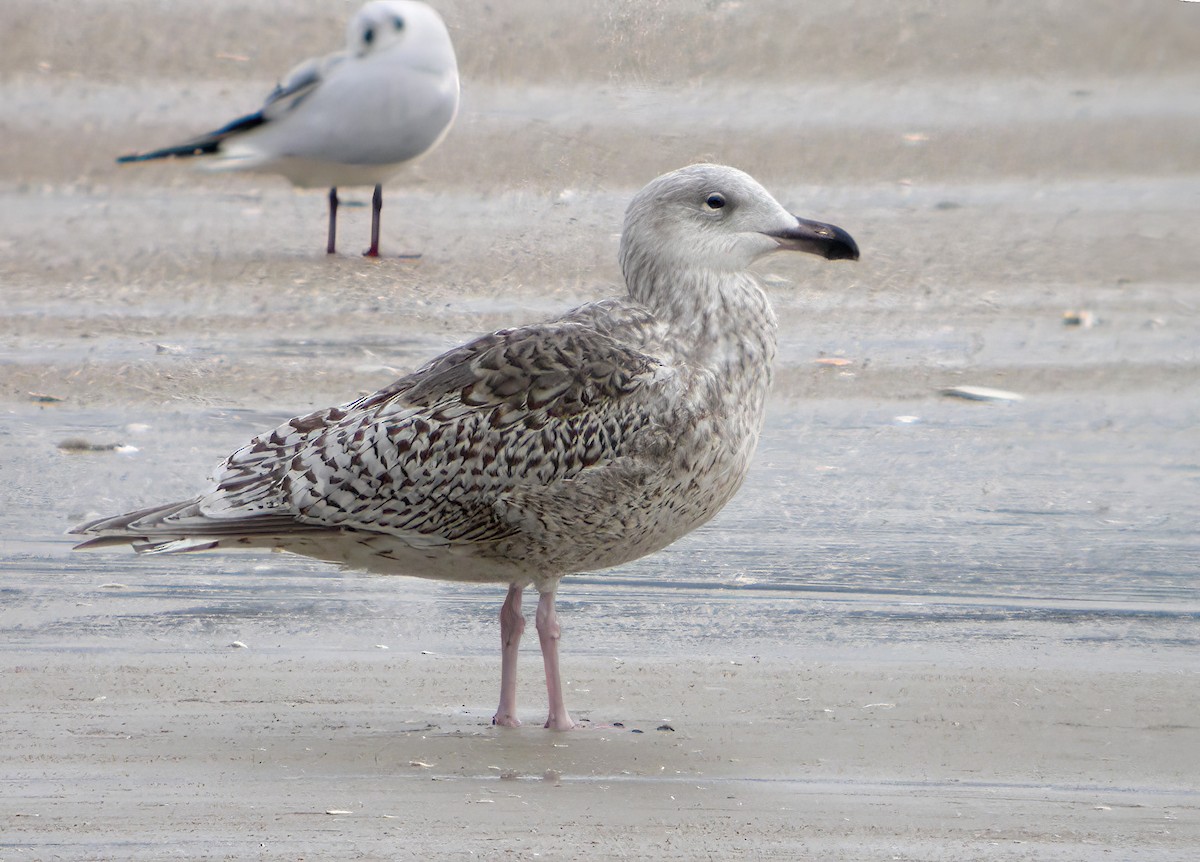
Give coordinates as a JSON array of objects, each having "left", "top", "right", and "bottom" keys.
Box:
[{"left": 74, "top": 309, "right": 672, "bottom": 554}]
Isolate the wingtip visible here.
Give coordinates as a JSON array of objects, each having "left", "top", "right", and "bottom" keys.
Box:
[
  {"left": 71, "top": 535, "right": 138, "bottom": 551},
  {"left": 115, "top": 149, "right": 191, "bottom": 163},
  {"left": 67, "top": 518, "right": 97, "bottom": 536}
]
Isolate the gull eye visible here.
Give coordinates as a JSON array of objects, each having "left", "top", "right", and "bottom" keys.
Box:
[
  {"left": 363, "top": 26, "right": 375, "bottom": 45},
  {"left": 704, "top": 193, "right": 726, "bottom": 210},
  {"left": 394, "top": 16, "right": 405, "bottom": 30}
]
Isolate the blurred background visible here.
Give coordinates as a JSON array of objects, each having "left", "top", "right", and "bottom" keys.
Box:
[{"left": 1, "top": 0, "right": 1198, "bottom": 664}]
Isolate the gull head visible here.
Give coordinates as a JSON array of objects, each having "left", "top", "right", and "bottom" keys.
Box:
[
  {"left": 348, "top": 1, "right": 456, "bottom": 65},
  {"left": 619, "top": 164, "right": 858, "bottom": 288}
]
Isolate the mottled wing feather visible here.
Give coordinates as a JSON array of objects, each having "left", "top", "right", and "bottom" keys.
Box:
[{"left": 200, "top": 313, "right": 670, "bottom": 547}]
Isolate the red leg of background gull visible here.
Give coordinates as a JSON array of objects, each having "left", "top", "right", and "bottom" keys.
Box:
[
  {"left": 326, "top": 187, "right": 338, "bottom": 254},
  {"left": 493, "top": 584, "right": 525, "bottom": 728},
  {"left": 536, "top": 587, "right": 576, "bottom": 730},
  {"left": 364, "top": 183, "right": 382, "bottom": 257}
]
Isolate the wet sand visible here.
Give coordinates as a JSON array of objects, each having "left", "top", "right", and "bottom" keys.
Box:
[{"left": 3, "top": 1, "right": 1200, "bottom": 859}]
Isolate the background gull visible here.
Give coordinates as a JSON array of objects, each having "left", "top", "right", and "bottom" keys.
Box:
[
  {"left": 116, "top": 0, "right": 459, "bottom": 257},
  {"left": 72, "top": 163, "right": 858, "bottom": 730}
]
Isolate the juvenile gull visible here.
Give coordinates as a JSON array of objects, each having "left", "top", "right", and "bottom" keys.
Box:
[
  {"left": 72, "top": 164, "right": 858, "bottom": 730},
  {"left": 117, "top": 1, "right": 459, "bottom": 257}
]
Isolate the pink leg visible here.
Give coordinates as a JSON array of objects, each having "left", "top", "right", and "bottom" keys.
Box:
[
  {"left": 492, "top": 584, "right": 525, "bottom": 727},
  {"left": 363, "top": 183, "right": 382, "bottom": 257},
  {"left": 536, "top": 588, "right": 576, "bottom": 730}
]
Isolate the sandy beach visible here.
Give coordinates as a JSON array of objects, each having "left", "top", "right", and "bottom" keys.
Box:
[{"left": 3, "top": 1, "right": 1199, "bottom": 859}]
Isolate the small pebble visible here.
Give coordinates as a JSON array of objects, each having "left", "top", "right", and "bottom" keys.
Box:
[
  {"left": 57, "top": 438, "right": 121, "bottom": 452},
  {"left": 941, "top": 385, "right": 1024, "bottom": 403}
]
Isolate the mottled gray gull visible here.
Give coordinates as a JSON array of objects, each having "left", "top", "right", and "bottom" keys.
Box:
[
  {"left": 73, "top": 163, "right": 859, "bottom": 729},
  {"left": 116, "top": 1, "right": 459, "bottom": 257}
]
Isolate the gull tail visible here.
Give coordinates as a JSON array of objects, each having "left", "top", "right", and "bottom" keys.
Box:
[
  {"left": 116, "top": 111, "right": 267, "bottom": 163},
  {"left": 71, "top": 497, "right": 324, "bottom": 555}
]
